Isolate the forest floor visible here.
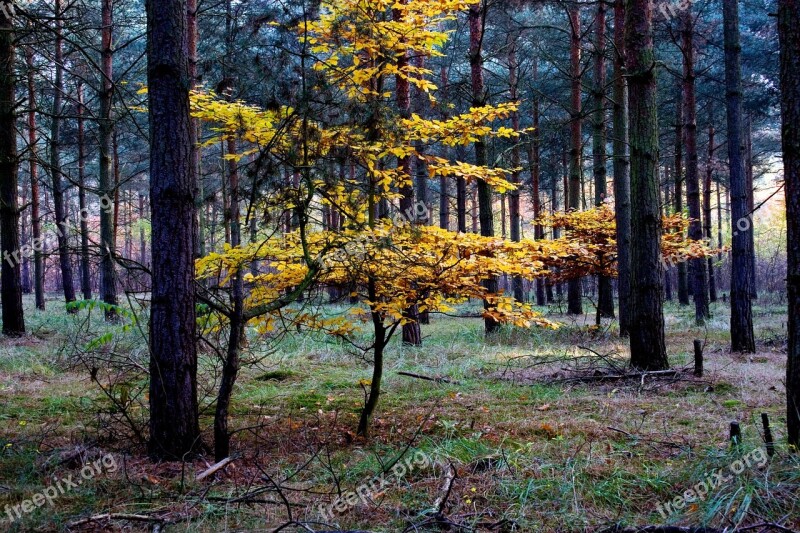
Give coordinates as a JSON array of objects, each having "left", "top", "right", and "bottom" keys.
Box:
[{"left": 0, "top": 293, "right": 798, "bottom": 532}]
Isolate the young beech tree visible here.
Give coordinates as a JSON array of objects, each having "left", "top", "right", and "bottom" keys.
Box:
[
  {"left": 192, "top": 0, "right": 560, "bottom": 444},
  {"left": 540, "top": 206, "right": 716, "bottom": 326}
]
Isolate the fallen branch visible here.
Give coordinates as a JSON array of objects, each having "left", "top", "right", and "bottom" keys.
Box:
[
  {"left": 68, "top": 513, "right": 164, "bottom": 528},
  {"left": 397, "top": 371, "right": 461, "bottom": 385},
  {"left": 433, "top": 463, "right": 458, "bottom": 513},
  {"left": 196, "top": 456, "right": 234, "bottom": 481}
]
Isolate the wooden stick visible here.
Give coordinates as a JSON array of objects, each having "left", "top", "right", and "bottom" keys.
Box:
[
  {"left": 433, "top": 463, "right": 457, "bottom": 513},
  {"left": 730, "top": 421, "right": 742, "bottom": 447},
  {"left": 693, "top": 339, "right": 704, "bottom": 377},
  {"left": 68, "top": 513, "right": 164, "bottom": 528},
  {"left": 761, "top": 413, "right": 775, "bottom": 457},
  {"left": 397, "top": 371, "right": 461, "bottom": 385},
  {"left": 196, "top": 456, "right": 234, "bottom": 481}
]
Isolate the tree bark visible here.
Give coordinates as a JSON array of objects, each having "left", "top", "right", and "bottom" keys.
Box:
[
  {"left": 99, "top": 0, "right": 118, "bottom": 319},
  {"left": 51, "top": 0, "right": 77, "bottom": 312},
  {"left": 395, "top": 1, "right": 422, "bottom": 345},
  {"left": 568, "top": 6, "right": 584, "bottom": 316},
  {"left": 705, "top": 123, "right": 717, "bottom": 303},
  {"left": 612, "top": 0, "right": 631, "bottom": 335},
  {"left": 674, "top": 82, "right": 690, "bottom": 305},
  {"left": 745, "top": 117, "right": 757, "bottom": 298},
  {"left": 682, "top": 10, "right": 709, "bottom": 324},
  {"left": 626, "top": 0, "right": 668, "bottom": 370},
  {"left": 0, "top": 7, "right": 25, "bottom": 335},
  {"left": 593, "top": 1, "right": 614, "bottom": 320},
  {"left": 77, "top": 81, "right": 92, "bottom": 300},
  {"left": 25, "top": 50, "right": 44, "bottom": 310},
  {"left": 777, "top": 0, "right": 800, "bottom": 447},
  {"left": 147, "top": 0, "right": 201, "bottom": 460},
  {"left": 469, "top": 0, "right": 499, "bottom": 334},
  {"left": 723, "top": 0, "right": 755, "bottom": 353},
  {"left": 509, "top": 42, "right": 524, "bottom": 303},
  {"left": 531, "top": 57, "right": 546, "bottom": 306}
]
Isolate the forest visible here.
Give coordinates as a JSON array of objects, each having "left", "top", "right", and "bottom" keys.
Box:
[{"left": 0, "top": 0, "right": 798, "bottom": 531}]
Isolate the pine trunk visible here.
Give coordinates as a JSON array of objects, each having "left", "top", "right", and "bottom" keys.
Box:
[
  {"left": 26, "top": 50, "right": 44, "bottom": 311},
  {"left": 567, "top": 6, "right": 583, "bottom": 316},
  {"left": 51, "top": 0, "right": 77, "bottom": 312},
  {"left": 682, "top": 11, "right": 709, "bottom": 324},
  {"left": 593, "top": 1, "right": 614, "bottom": 320},
  {"left": 99, "top": 0, "right": 118, "bottom": 319},
  {"left": 147, "top": 0, "right": 201, "bottom": 460},
  {"left": 0, "top": 8, "right": 25, "bottom": 335},
  {"left": 612, "top": 0, "right": 631, "bottom": 335},
  {"left": 626, "top": 0, "right": 668, "bottom": 370},
  {"left": 77, "top": 82, "right": 92, "bottom": 300},
  {"left": 723, "top": 0, "right": 755, "bottom": 353},
  {"left": 469, "top": 1, "right": 499, "bottom": 334},
  {"left": 777, "top": 0, "right": 800, "bottom": 447}
]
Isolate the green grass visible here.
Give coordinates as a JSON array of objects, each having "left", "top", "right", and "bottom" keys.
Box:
[{"left": 0, "top": 293, "right": 797, "bottom": 531}]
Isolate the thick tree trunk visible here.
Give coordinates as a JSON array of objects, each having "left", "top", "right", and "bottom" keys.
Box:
[
  {"left": 626, "top": 0, "right": 668, "bottom": 370},
  {"left": 0, "top": 8, "right": 25, "bottom": 335},
  {"left": 612, "top": 0, "right": 631, "bottom": 335},
  {"left": 99, "top": 0, "right": 117, "bottom": 319},
  {"left": 469, "top": 1, "right": 499, "bottom": 334},
  {"left": 147, "top": 0, "right": 201, "bottom": 460},
  {"left": 777, "top": 0, "right": 800, "bottom": 447},
  {"left": 705, "top": 124, "right": 718, "bottom": 303},
  {"left": 723, "top": 0, "right": 755, "bottom": 353},
  {"left": 51, "top": 0, "right": 77, "bottom": 312},
  {"left": 568, "top": 7, "right": 584, "bottom": 316},
  {"left": 77, "top": 81, "right": 92, "bottom": 300},
  {"left": 593, "top": 1, "right": 614, "bottom": 320},
  {"left": 682, "top": 11, "right": 709, "bottom": 324}
]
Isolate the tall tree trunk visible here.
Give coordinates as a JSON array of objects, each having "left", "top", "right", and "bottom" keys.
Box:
[
  {"left": 613, "top": 0, "right": 631, "bottom": 335},
  {"left": 531, "top": 58, "right": 546, "bottom": 306},
  {"left": 705, "top": 123, "right": 718, "bottom": 302},
  {"left": 682, "top": 10, "right": 709, "bottom": 324},
  {"left": 395, "top": 1, "right": 422, "bottom": 346},
  {"left": 567, "top": 6, "right": 584, "bottom": 316},
  {"left": 777, "top": 0, "right": 800, "bottom": 447},
  {"left": 0, "top": 7, "right": 25, "bottom": 335},
  {"left": 51, "top": 0, "right": 77, "bottom": 313},
  {"left": 593, "top": 1, "right": 614, "bottom": 320},
  {"left": 469, "top": 0, "right": 499, "bottom": 334},
  {"left": 77, "top": 81, "right": 92, "bottom": 300},
  {"left": 626, "top": 0, "right": 668, "bottom": 370},
  {"left": 509, "top": 42, "right": 524, "bottom": 303},
  {"left": 674, "top": 83, "right": 690, "bottom": 305},
  {"left": 26, "top": 50, "right": 45, "bottom": 310},
  {"left": 745, "top": 117, "right": 757, "bottom": 298},
  {"left": 99, "top": 0, "right": 117, "bottom": 319},
  {"left": 723, "top": 0, "right": 755, "bottom": 353},
  {"left": 147, "top": 0, "right": 201, "bottom": 460},
  {"left": 188, "top": 0, "right": 204, "bottom": 259}
]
